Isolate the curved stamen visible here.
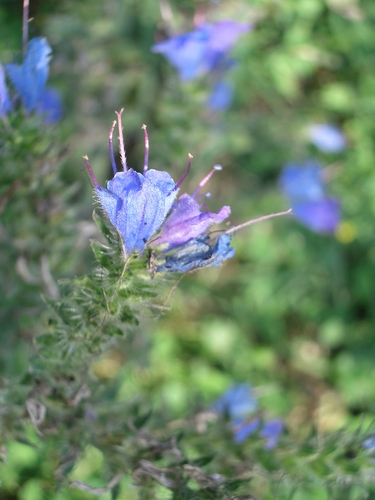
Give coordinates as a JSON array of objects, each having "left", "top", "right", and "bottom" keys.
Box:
[
  {"left": 192, "top": 164, "right": 222, "bottom": 198},
  {"left": 225, "top": 208, "right": 292, "bottom": 235},
  {"left": 109, "top": 120, "right": 117, "bottom": 175},
  {"left": 199, "top": 203, "right": 210, "bottom": 212},
  {"left": 174, "top": 153, "right": 193, "bottom": 190},
  {"left": 83, "top": 156, "right": 99, "bottom": 188},
  {"left": 115, "top": 108, "right": 127, "bottom": 171},
  {"left": 142, "top": 124, "right": 149, "bottom": 174}
]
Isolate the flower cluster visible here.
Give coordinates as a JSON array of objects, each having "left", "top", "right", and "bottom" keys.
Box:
[
  {"left": 1, "top": 37, "right": 62, "bottom": 123},
  {"left": 213, "top": 384, "right": 283, "bottom": 448},
  {"left": 84, "top": 112, "right": 290, "bottom": 273},
  {"left": 152, "top": 20, "right": 251, "bottom": 111},
  {"left": 279, "top": 160, "right": 341, "bottom": 234}
]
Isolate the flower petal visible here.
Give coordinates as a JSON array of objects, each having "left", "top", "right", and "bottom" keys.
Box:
[
  {"left": 156, "top": 234, "right": 235, "bottom": 273},
  {"left": 152, "top": 193, "right": 230, "bottom": 250}
]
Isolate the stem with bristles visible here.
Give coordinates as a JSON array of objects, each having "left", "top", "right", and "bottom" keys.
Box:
[
  {"left": 22, "top": 0, "right": 29, "bottom": 55},
  {"left": 83, "top": 156, "right": 99, "bottom": 188},
  {"left": 142, "top": 124, "right": 149, "bottom": 174},
  {"left": 175, "top": 154, "right": 193, "bottom": 190},
  {"left": 109, "top": 121, "right": 117, "bottom": 176},
  {"left": 115, "top": 109, "right": 127, "bottom": 171}
]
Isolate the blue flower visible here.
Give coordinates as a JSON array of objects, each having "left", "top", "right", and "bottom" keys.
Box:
[
  {"left": 84, "top": 112, "right": 178, "bottom": 255},
  {"left": 150, "top": 164, "right": 230, "bottom": 251},
  {"left": 5, "top": 37, "right": 52, "bottom": 114},
  {"left": 309, "top": 124, "right": 346, "bottom": 153},
  {"left": 85, "top": 113, "right": 290, "bottom": 265},
  {"left": 0, "top": 64, "right": 12, "bottom": 116},
  {"left": 279, "top": 160, "right": 341, "bottom": 234},
  {"left": 152, "top": 21, "right": 250, "bottom": 81}
]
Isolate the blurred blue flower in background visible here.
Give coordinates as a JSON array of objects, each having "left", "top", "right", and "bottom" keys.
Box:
[
  {"left": 4, "top": 37, "right": 62, "bottom": 123},
  {"left": 213, "top": 384, "right": 283, "bottom": 448},
  {"left": 279, "top": 160, "right": 341, "bottom": 234},
  {"left": 0, "top": 64, "right": 12, "bottom": 116},
  {"left": 152, "top": 21, "right": 250, "bottom": 81},
  {"left": 309, "top": 123, "right": 346, "bottom": 153},
  {"left": 234, "top": 419, "right": 261, "bottom": 443},
  {"left": 207, "top": 80, "right": 233, "bottom": 111},
  {"left": 213, "top": 384, "right": 258, "bottom": 419},
  {"left": 36, "top": 86, "right": 63, "bottom": 124},
  {"left": 6, "top": 37, "right": 52, "bottom": 114},
  {"left": 260, "top": 419, "right": 284, "bottom": 450},
  {"left": 152, "top": 20, "right": 250, "bottom": 111}
]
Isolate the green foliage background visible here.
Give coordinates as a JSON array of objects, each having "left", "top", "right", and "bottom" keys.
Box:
[{"left": 1, "top": 0, "right": 375, "bottom": 498}]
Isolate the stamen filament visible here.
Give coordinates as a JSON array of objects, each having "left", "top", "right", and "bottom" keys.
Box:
[
  {"left": 225, "top": 208, "right": 292, "bottom": 235},
  {"left": 83, "top": 156, "right": 99, "bottom": 188},
  {"left": 175, "top": 153, "right": 193, "bottom": 190},
  {"left": 22, "top": 0, "right": 29, "bottom": 56},
  {"left": 192, "top": 164, "right": 222, "bottom": 198},
  {"left": 115, "top": 108, "right": 127, "bottom": 171},
  {"left": 109, "top": 120, "right": 117, "bottom": 175},
  {"left": 142, "top": 124, "right": 149, "bottom": 174}
]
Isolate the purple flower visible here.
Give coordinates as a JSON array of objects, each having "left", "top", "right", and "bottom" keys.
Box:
[
  {"left": 150, "top": 164, "right": 230, "bottom": 251},
  {"left": 5, "top": 37, "right": 52, "bottom": 114},
  {"left": 309, "top": 124, "right": 346, "bottom": 153},
  {"left": 152, "top": 20, "right": 251, "bottom": 81},
  {"left": 279, "top": 161, "right": 341, "bottom": 234},
  {"left": 260, "top": 419, "right": 283, "bottom": 450},
  {"left": 84, "top": 111, "right": 177, "bottom": 255},
  {"left": 0, "top": 64, "right": 12, "bottom": 116}
]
